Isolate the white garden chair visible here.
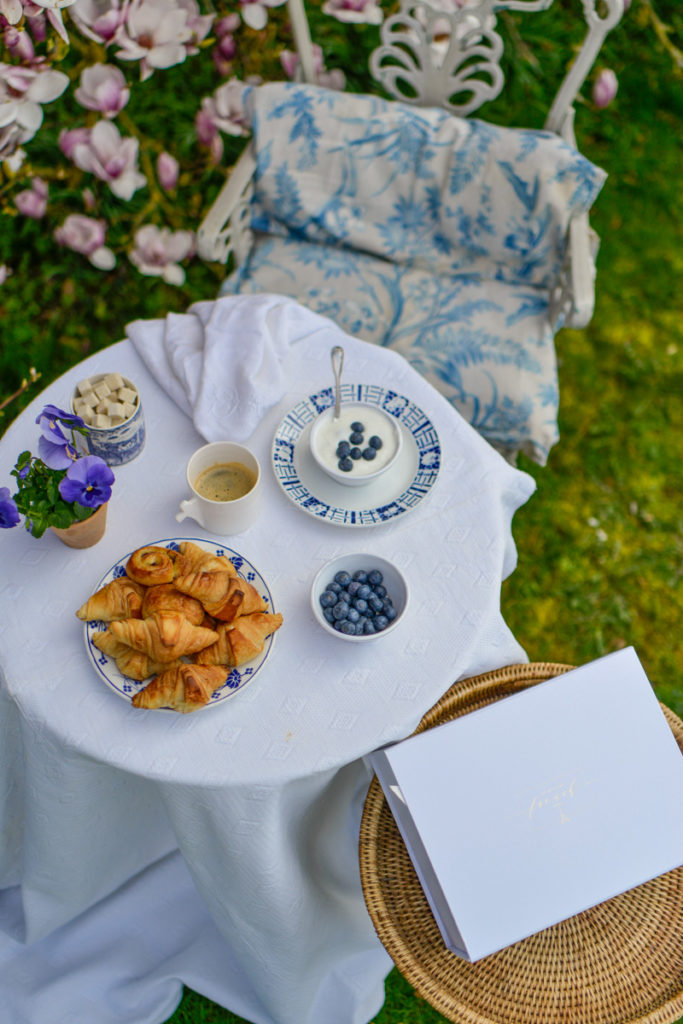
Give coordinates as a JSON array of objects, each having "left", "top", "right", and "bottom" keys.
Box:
[{"left": 197, "top": 0, "right": 624, "bottom": 464}]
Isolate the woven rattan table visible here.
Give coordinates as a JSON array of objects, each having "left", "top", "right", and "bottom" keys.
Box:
[{"left": 359, "top": 662, "right": 683, "bottom": 1024}]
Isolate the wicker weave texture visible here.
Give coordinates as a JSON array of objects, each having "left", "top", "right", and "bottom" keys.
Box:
[{"left": 359, "top": 662, "right": 683, "bottom": 1024}]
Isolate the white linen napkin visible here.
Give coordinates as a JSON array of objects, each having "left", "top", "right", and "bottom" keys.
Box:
[{"left": 125, "top": 293, "right": 345, "bottom": 442}]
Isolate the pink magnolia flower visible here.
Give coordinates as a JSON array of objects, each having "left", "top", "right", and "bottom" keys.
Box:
[
  {"left": 54, "top": 213, "right": 116, "bottom": 269},
  {"left": 74, "top": 63, "right": 130, "bottom": 117},
  {"left": 592, "top": 69, "right": 618, "bottom": 108},
  {"left": 0, "top": 264, "right": 11, "bottom": 285},
  {"left": 114, "top": 0, "right": 195, "bottom": 81},
  {"left": 14, "top": 176, "right": 48, "bottom": 218},
  {"left": 198, "top": 78, "right": 249, "bottom": 139},
  {"left": 70, "top": 120, "right": 146, "bottom": 200},
  {"left": 4, "top": 27, "right": 36, "bottom": 61},
  {"left": 176, "top": 0, "right": 212, "bottom": 53},
  {"left": 128, "top": 224, "right": 194, "bottom": 285},
  {"left": 21, "top": 0, "right": 76, "bottom": 44},
  {"left": 156, "top": 150, "right": 178, "bottom": 190},
  {"left": 238, "top": 0, "right": 285, "bottom": 31},
  {"left": 59, "top": 125, "right": 91, "bottom": 158},
  {"left": 70, "top": 0, "right": 129, "bottom": 43},
  {"left": 0, "top": 0, "right": 23, "bottom": 25},
  {"left": 0, "top": 62, "right": 69, "bottom": 159},
  {"left": 322, "top": 0, "right": 382, "bottom": 25},
  {"left": 280, "top": 44, "right": 346, "bottom": 90}
]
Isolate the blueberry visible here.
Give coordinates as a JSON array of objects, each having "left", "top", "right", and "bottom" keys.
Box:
[
  {"left": 373, "top": 584, "right": 387, "bottom": 599},
  {"left": 346, "top": 607, "right": 360, "bottom": 623},
  {"left": 336, "top": 441, "right": 351, "bottom": 456},
  {"left": 347, "top": 580, "right": 362, "bottom": 597},
  {"left": 350, "top": 421, "right": 364, "bottom": 433},
  {"left": 334, "top": 571, "right": 352, "bottom": 586},
  {"left": 381, "top": 598, "right": 394, "bottom": 613},
  {"left": 368, "top": 569, "right": 383, "bottom": 586},
  {"left": 368, "top": 594, "right": 384, "bottom": 613},
  {"left": 353, "top": 598, "right": 368, "bottom": 614},
  {"left": 369, "top": 436, "right": 383, "bottom": 449},
  {"left": 384, "top": 605, "right": 397, "bottom": 621},
  {"left": 357, "top": 584, "right": 371, "bottom": 600},
  {"left": 319, "top": 590, "right": 337, "bottom": 608},
  {"left": 362, "top": 619, "right": 377, "bottom": 634},
  {"left": 328, "top": 582, "right": 342, "bottom": 595},
  {"left": 350, "top": 447, "right": 362, "bottom": 460},
  {"left": 323, "top": 607, "right": 335, "bottom": 623},
  {"left": 338, "top": 457, "right": 353, "bottom": 472},
  {"left": 349, "top": 431, "right": 364, "bottom": 445},
  {"left": 352, "top": 570, "right": 368, "bottom": 583},
  {"left": 361, "top": 447, "right": 377, "bottom": 461},
  {"left": 375, "top": 614, "right": 389, "bottom": 631},
  {"left": 332, "top": 601, "right": 350, "bottom": 620},
  {"left": 338, "top": 620, "right": 356, "bottom": 635},
  {"left": 354, "top": 621, "right": 366, "bottom": 635}
]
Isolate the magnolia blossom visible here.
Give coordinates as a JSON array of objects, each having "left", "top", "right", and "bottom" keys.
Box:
[
  {"left": 114, "top": 0, "right": 196, "bottom": 81},
  {"left": 21, "top": 0, "right": 77, "bottom": 43},
  {"left": 322, "top": 0, "right": 383, "bottom": 25},
  {"left": 239, "top": 0, "right": 286, "bottom": 31},
  {"left": 176, "top": 0, "right": 213, "bottom": 53},
  {"left": 75, "top": 64, "right": 130, "bottom": 117},
  {"left": 4, "top": 27, "right": 36, "bottom": 61},
  {"left": 592, "top": 69, "right": 618, "bottom": 108},
  {"left": 59, "top": 125, "right": 91, "bottom": 158},
  {"left": 14, "top": 176, "right": 48, "bottom": 218},
  {"left": 0, "top": 264, "right": 11, "bottom": 285},
  {"left": 156, "top": 150, "right": 178, "bottom": 190},
  {"left": 197, "top": 78, "right": 249, "bottom": 140},
  {"left": 280, "top": 44, "right": 346, "bottom": 90},
  {"left": 0, "top": 63, "right": 69, "bottom": 160},
  {"left": 129, "top": 224, "right": 194, "bottom": 285},
  {"left": 70, "top": 0, "right": 129, "bottom": 43},
  {"left": 0, "top": 0, "right": 23, "bottom": 24},
  {"left": 54, "top": 213, "right": 116, "bottom": 269},
  {"left": 70, "top": 120, "right": 146, "bottom": 200}
]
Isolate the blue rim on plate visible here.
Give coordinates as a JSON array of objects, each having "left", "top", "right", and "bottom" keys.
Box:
[
  {"left": 83, "top": 538, "right": 278, "bottom": 711},
  {"left": 272, "top": 385, "right": 441, "bottom": 527}
]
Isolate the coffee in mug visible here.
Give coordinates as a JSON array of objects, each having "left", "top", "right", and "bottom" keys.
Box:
[
  {"left": 194, "top": 462, "right": 257, "bottom": 502},
  {"left": 176, "top": 441, "right": 261, "bottom": 535}
]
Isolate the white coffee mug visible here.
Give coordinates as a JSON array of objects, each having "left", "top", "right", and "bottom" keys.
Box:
[{"left": 176, "top": 441, "right": 261, "bottom": 535}]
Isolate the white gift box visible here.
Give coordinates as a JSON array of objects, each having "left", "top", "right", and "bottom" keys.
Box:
[{"left": 367, "top": 648, "right": 683, "bottom": 962}]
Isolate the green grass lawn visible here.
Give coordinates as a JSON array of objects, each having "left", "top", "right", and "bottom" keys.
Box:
[{"left": 1, "top": 0, "right": 681, "bottom": 1021}]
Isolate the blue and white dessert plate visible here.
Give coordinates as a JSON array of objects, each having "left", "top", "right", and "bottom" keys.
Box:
[
  {"left": 83, "top": 538, "right": 278, "bottom": 710},
  {"left": 272, "top": 385, "right": 441, "bottom": 527}
]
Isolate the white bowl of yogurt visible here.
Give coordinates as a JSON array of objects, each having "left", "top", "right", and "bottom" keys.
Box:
[{"left": 309, "top": 402, "right": 402, "bottom": 487}]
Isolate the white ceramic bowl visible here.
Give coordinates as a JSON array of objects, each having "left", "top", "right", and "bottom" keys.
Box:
[
  {"left": 310, "top": 553, "right": 409, "bottom": 642},
  {"left": 309, "top": 402, "right": 402, "bottom": 488}
]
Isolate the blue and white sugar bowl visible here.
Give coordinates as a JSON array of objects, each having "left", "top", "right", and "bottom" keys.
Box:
[{"left": 70, "top": 371, "right": 145, "bottom": 466}]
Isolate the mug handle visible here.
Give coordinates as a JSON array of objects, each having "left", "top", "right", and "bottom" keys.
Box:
[{"left": 175, "top": 497, "right": 203, "bottom": 526}]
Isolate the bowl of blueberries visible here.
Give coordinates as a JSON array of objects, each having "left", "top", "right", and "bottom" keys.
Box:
[
  {"left": 309, "top": 402, "right": 402, "bottom": 488},
  {"left": 311, "top": 553, "right": 409, "bottom": 641}
]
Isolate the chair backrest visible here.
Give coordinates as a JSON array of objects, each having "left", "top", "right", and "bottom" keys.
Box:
[{"left": 287, "top": 0, "right": 625, "bottom": 140}]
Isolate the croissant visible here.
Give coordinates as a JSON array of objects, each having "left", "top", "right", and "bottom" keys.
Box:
[
  {"left": 140, "top": 584, "right": 205, "bottom": 626},
  {"left": 77, "top": 577, "right": 145, "bottom": 621},
  {"left": 174, "top": 570, "right": 266, "bottom": 622},
  {"left": 195, "top": 612, "right": 283, "bottom": 668},
  {"left": 109, "top": 612, "right": 218, "bottom": 663},
  {"left": 125, "top": 545, "right": 178, "bottom": 586},
  {"left": 174, "top": 541, "right": 237, "bottom": 578},
  {"left": 132, "top": 663, "right": 228, "bottom": 713},
  {"left": 91, "top": 629, "right": 180, "bottom": 681}
]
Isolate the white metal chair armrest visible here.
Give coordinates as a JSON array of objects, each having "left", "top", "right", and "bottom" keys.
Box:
[{"left": 197, "top": 144, "right": 257, "bottom": 265}]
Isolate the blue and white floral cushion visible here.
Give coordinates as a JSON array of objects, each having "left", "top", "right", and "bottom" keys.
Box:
[{"left": 221, "top": 82, "right": 606, "bottom": 463}]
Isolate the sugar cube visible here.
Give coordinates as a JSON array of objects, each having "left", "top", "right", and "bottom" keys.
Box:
[
  {"left": 93, "top": 381, "right": 111, "bottom": 401},
  {"left": 76, "top": 377, "right": 94, "bottom": 396},
  {"left": 95, "top": 400, "right": 110, "bottom": 415},
  {"left": 106, "top": 402, "right": 127, "bottom": 419},
  {"left": 94, "top": 414, "right": 112, "bottom": 428},
  {"left": 79, "top": 390, "right": 98, "bottom": 409},
  {"left": 104, "top": 372, "right": 125, "bottom": 391},
  {"left": 117, "top": 386, "right": 137, "bottom": 406},
  {"left": 121, "top": 402, "right": 136, "bottom": 420}
]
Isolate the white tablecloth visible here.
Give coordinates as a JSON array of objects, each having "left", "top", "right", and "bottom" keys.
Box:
[{"left": 0, "top": 330, "right": 535, "bottom": 1024}]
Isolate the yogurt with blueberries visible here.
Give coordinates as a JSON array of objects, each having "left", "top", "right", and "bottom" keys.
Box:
[{"left": 310, "top": 404, "right": 400, "bottom": 479}]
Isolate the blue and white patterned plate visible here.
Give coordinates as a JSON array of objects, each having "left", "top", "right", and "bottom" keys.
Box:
[
  {"left": 83, "top": 538, "right": 278, "bottom": 711},
  {"left": 272, "top": 385, "right": 441, "bottom": 527}
]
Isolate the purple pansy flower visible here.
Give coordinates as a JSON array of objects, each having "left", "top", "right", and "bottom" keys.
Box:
[
  {"left": 36, "top": 404, "right": 85, "bottom": 429},
  {"left": 58, "top": 455, "right": 115, "bottom": 508},
  {"left": 0, "top": 487, "right": 20, "bottom": 528},
  {"left": 38, "top": 432, "right": 79, "bottom": 470}
]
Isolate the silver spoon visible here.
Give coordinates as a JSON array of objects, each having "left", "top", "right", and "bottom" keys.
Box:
[{"left": 331, "top": 345, "right": 344, "bottom": 420}]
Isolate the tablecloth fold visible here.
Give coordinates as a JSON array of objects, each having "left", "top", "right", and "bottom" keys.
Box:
[{"left": 125, "top": 293, "right": 347, "bottom": 442}]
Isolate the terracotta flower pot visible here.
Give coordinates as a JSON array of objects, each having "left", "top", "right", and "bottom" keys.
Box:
[{"left": 50, "top": 502, "right": 108, "bottom": 549}]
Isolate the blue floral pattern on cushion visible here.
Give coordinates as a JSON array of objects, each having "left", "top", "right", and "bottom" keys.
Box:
[{"left": 222, "top": 82, "right": 607, "bottom": 463}]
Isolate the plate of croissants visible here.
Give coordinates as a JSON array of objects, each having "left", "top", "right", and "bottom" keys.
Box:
[{"left": 78, "top": 538, "right": 284, "bottom": 713}]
